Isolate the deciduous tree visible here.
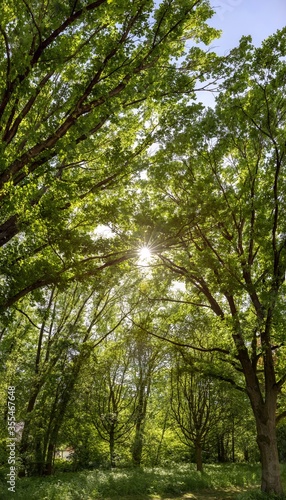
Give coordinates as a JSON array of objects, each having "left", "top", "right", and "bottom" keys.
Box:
[
  {"left": 135, "top": 28, "right": 286, "bottom": 494},
  {"left": 0, "top": 0, "right": 218, "bottom": 310}
]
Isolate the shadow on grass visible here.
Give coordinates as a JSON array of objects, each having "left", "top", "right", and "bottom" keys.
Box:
[{"left": 0, "top": 462, "right": 281, "bottom": 500}]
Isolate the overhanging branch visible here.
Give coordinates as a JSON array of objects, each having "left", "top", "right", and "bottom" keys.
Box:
[{"left": 130, "top": 319, "right": 230, "bottom": 355}]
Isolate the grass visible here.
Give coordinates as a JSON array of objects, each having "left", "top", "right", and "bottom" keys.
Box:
[{"left": 0, "top": 463, "right": 285, "bottom": 500}]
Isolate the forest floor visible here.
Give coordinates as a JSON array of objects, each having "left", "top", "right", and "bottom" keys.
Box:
[
  {"left": 102, "top": 490, "right": 255, "bottom": 500},
  {"left": 154, "top": 488, "right": 255, "bottom": 500},
  {"left": 104, "top": 485, "right": 257, "bottom": 500},
  {"left": 150, "top": 489, "right": 250, "bottom": 499},
  {"left": 0, "top": 463, "right": 279, "bottom": 500}
]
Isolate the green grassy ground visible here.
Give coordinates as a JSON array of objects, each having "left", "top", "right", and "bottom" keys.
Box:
[{"left": 0, "top": 463, "right": 285, "bottom": 500}]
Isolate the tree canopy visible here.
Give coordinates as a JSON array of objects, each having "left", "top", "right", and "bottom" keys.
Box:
[
  {"left": 0, "top": 0, "right": 219, "bottom": 309},
  {"left": 0, "top": 0, "right": 286, "bottom": 495}
]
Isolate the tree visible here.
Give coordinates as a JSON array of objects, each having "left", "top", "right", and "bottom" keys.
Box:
[
  {"left": 3, "top": 275, "right": 130, "bottom": 475},
  {"left": 170, "top": 356, "right": 225, "bottom": 472},
  {"left": 135, "top": 28, "right": 286, "bottom": 494},
  {"left": 86, "top": 340, "right": 137, "bottom": 468},
  {"left": 130, "top": 331, "right": 159, "bottom": 466},
  {"left": 0, "top": 0, "right": 219, "bottom": 310}
]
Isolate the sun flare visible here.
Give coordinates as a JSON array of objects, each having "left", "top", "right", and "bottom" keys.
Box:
[{"left": 138, "top": 246, "right": 152, "bottom": 264}]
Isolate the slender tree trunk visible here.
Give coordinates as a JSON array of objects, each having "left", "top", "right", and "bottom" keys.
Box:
[
  {"left": 43, "top": 415, "right": 61, "bottom": 476},
  {"left": 110, "top": 427, "right": 116, "bottom": 468},
  {"left": 43, "top": 399, "right": 68, "bottom": 476},
  {"left": 20, "top": 382, "right": 47, "bottom": 475},
  {"left": 45, "top": 443, "right": 55, "bottom": 476},
  {"left": 20, "top": 288, "right": 54, "bottom": 474},
  {"left": 20, "top": 390, "right": 39, "bottom": 460},
  {"left": 43, "top": 361, "right": 84, "bottom": 474},
  {"left": 35, "top": 436, "right": 45, "bottom": 476},
  {"left": 132, "top": 427, "right": 143, "bottom": 467},
  {"left": 194, "top": 442, "right": 203, "bottom": 472},
  {"left": 132, "top": 388, "right": 146, "bottom": 466},
  {"left": 154, "top": 409, "right": 168, "bottom": 466},
  {"left": 232, "top": 417, "right": 235, "bottom": 463},
  {"left": 132, "top": 372, "right": 151, "bottom": 467},
  {"left": 217, "top": 434, "right": 227, "bottom": 463}
]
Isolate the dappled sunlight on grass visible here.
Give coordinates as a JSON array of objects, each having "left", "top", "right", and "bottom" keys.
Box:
[
  {"left": 0, "top": 463, "right": 281, "bottom": 499},
  {"left": 203, "top": 463, "right": 259, "bottom": 488}
]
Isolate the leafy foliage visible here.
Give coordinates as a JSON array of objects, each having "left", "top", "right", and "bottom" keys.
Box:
[
  {"left": 0, "top": 0, "right": 219, "bottom": 309},
  {"left": 0, "top": 1, "right": 286, "bottom": 495}
]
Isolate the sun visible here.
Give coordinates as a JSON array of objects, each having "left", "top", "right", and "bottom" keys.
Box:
[{"left": 138, "top": 246, "right": 152, "bottom": 264}]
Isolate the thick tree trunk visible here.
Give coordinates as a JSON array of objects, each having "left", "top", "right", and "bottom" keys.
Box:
[
  {"left": 256, "top": 417, "right": 283, "bottom": 494},
  {"left": 246, "top": 376, "right": 283, "bottom": 494},
  {"left": 231, "top": 319, "right": 283, "bottom": 495}
]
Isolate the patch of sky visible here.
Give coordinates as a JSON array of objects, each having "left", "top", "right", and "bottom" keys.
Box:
[
  {"left": 193, "top": 0, "right": 286, "bottom": 107},
  {"left": 170, "top": 280, "right": 186, "bottom": 293},
  {"left": 91, "top": 225, "right": 115, "bottom": 240}
]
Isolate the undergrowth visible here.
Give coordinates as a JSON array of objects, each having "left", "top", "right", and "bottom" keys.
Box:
[{"left": 0, "top": 463, "right": 284, "bottom": 499}]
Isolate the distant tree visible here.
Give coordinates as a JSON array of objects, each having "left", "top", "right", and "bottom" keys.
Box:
[
  {"left": 87, "top": 340, "right": 137, "bottom": 468},
  {"left": 130, "top": 331, "right": 160, "bottom": 467},
  {"left": 170, "top": 357, "right": 224, "bottom": 472},
  {"left": 7, "top": 277, "right": 130, "bottom": 475}
]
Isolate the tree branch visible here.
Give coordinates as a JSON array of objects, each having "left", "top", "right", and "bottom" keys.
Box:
[{"left": 131, "top": 319, "right": 230, "bottom": 355}]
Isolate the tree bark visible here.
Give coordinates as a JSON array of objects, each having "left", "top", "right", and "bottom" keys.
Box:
[
  {"left": 245, "top": 372, "right": 283, "bottom": 494},
  {"left": 217, "top": 434, "right": 227, "bottom": 463},
  {"left": 232, "top": 417, "right": 235, "bottom": 463},
  {"left": 231, "top": 316, "right": 283, "bottom": 494},
  {"left": 154, "top": 410, "right": 168, "bottom": 466},
  {"left": 195, "top": 442, "right": 203, "bottom": 472},
  {"left": 44, "top": 443, "right": 56, "bottom": 476},
  {"left": 132, "top": 430, "right": 143, "bottom": 467},
  {"left": 132, "top": 374, "right": 151, "bottom": 467},
  {"left": 110, "top": 427, "right": 116, "bottom": 468},
  {"left": 256, "top": 414, "right": 283, "bottom": 494}
]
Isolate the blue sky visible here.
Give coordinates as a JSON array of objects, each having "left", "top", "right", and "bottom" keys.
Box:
[
  {"left": 195, "top": 0, "right": 285, "bottom": 106},
  {"left": 208, "top": 0, "right": 286, "bottom": 55}
]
